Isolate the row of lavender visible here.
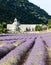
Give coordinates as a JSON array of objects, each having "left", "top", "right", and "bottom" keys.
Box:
[
  {"left": 40, "top": 32, "right": 51, "bottom": 65},
  {"left": 0, "top": 34, "right": 36, "bottom": 65},
  {"left": 23, "top": 37, "right": 47, "bottom": 65},
  {"left": 0, "top": 34, "right": 36, "bottom": 59},
  {"left": 0, "top": 33, "right": 51, "bottom": 65},
  {"left": 23, "top": 33, "right": 51, "bottom": 65}
]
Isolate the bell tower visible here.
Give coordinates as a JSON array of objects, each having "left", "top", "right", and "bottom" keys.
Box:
[
  {"left": 13, "top": 18, "right": 20, "bottom": 26},
  {"left": 14, "top": 18, "right": 17, "bottom": 23}
]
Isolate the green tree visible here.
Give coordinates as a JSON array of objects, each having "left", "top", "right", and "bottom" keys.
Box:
[
  {"left": 47, "top": 19, "right": 51, "bottom": 28},
  {"left": 0, "top": 22, "right": 7, "bottom": 34},
  {"left": 0, "top": 24, "right": 3, "bottom": 33},
  {"left": 35, "top": 25, "right": 43, "bottom": 31},
  {"left": 2, "top": 22, "right": 7, "bottom": 33},
  {"left": 2, "top": 22, "right": 7, "bottom": 28}
]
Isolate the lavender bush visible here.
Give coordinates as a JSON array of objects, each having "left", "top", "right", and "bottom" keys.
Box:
[
  {"left": 0, "top": 38, "right": 35, "bottom": 65},
  {"left": 23, "top": 37, "right": 47, "bottom": 65}
]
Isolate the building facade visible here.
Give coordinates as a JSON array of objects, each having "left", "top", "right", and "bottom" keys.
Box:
[
  {"left": 7, "top": 18, "right": 20, "bottom": 32},
  {"left": 7, "top": 18, "right": 44, "bottom": 32}
]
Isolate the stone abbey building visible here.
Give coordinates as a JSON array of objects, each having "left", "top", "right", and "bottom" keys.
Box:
[{"left": 7, "top": 18, "right": 47, "bottom": 32}]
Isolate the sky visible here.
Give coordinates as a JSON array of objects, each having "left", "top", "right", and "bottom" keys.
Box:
[{"left": 29, "top": 0, "right": 51, "bottom": 15}]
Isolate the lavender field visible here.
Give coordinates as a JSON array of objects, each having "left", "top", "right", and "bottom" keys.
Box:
[{"left": 0, "top": 33, "right": 51, "bottom": 65}]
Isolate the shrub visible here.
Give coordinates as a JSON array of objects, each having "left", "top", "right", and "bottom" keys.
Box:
[
  {"left": 0, "top": 22, "right": 7, "bottom": 33},
  {"left": 47, "top": 19, "right": 51, "bottom": 28},
  {"left": 35, "top": 25, "right": 43, "bottom": 31}
]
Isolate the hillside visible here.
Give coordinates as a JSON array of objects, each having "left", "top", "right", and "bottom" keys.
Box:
[{"left": 0, "top": 0, "right": 51, "bottom": 24}]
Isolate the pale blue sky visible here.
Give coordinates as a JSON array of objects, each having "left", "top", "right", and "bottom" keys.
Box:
[{"left": 29, "top": 0, "right": 51, "bottom": 15}]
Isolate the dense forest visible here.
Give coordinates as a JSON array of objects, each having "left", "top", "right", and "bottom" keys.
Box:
[{"left": 0, "top": 0, "right": 51, "bottom": 24}]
